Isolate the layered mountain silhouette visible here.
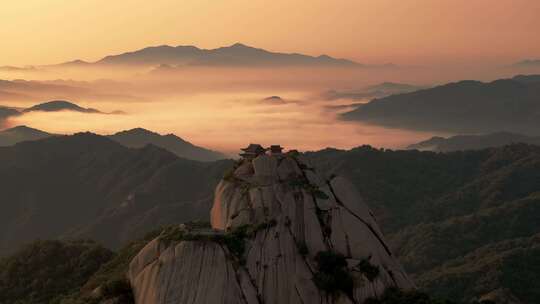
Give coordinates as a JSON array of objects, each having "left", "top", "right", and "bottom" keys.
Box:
[
  {"left": 0, "top": 134, "right": 540, "bottom": 302},
  {"left": 512, "top": 74, "right": 540, "bottom": 83},
  {"left": 129, "top": 152, "right": 413, "bottom": 303},
  {"left": 0, "top": 79, "right": 88, "bottom": 97},
  {"left": 108, "top": 128, "right": 227, "bottom": 161},
  {"left": 324, "top": 82, "right": 427, "bottom": 101},
  {"left": 261, "top": 95, "right": 288, "bottom": 105},
  {"left": 23, "top": 100, "right": 102, "bottom": 113},
  {"left": 408, "top": 132, "right": 540, "bottom": 152},
  {"left": 1, "top": 100, "right": 104, "bottom": 122},
  {"left": 0, "top": 78, "right": 139, "bottom": 102},
  {"left": 1, "top": 101, "right": 86, "bottom": 129},
  {"left": 513, "top": 59, "right": 540, "bottom": 68},
  {"left": 0, "top": 106, "right": 20, "bottom": 118},
  {"left": 262, "top": 95, "right": 284, "bottom": 102},
  {"left": 342, "top": 74, "right": 540, "bottom": 135},
  {"left": 0, "top": 100, "right": 124, "bottom": 129},
  {"left": 0, "top": 125, "right": 53, "bottom": 146},
  {"left": 304, "top": 144, "right": 540, "bottom": 303},
  {"left": 0, "top": 133, "right": 232, "bottom": 255},
  {"left": 0, "top": 106, "right": 21, "bottom": 127},
  {"left": 0, "top": 124, "right": 226, "bottom": 161},
  {"left": 59, "top": 43, "right": 361, "bottom": 67}
]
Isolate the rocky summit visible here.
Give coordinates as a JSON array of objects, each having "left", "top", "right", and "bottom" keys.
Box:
[{"left": 127, "top": 150, "right": 413, "bottom": 304}]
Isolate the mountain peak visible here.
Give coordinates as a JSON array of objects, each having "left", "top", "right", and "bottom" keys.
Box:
[
  {"left": 513, "top": 59, "right": 540, "bottom": 67},
  {"left": 229, "top": 42, "right": 250, "bottom": 48},
  {"left": 138, "top": 45, "right": 176, "bottom": 52},
  {"left": 317, "top": 54, "right": 332, "bottom": 59},
  {"left": 4, "top": 125, "right": 47, "bottom": 133},
  {"left": 87, "top": 43, "right": 361, "bottom": 67},
  {"left": 407, "top": 132, "right": 540, "bottom": 152},
  {"left": 23, "top": 100, "right": 101, "bottom": 114},
  {"left": 36, "top": 100, "right": 75, "bottom": 107},
  {"left": 342, "top": 75, "right": 540, "bottom": 134},
  {"left": 128, "top": 153, "right": 413, "bottom": 303},
  {"left": 120, "top": 127, "right": 160, "bottom": 136},
  {"left": 0, "top": 125, "right": 53, "bottom": 147},
  {"left": 109, "top": 128, "right": 226, "bottom": 161},
  {"left": 62, "top": 59, "right": 90, "bottom": 66}
]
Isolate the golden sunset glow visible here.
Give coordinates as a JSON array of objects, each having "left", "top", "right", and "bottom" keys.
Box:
[
  {"left": 1, "top": 4, "right": 540, "bottom": 300},
  {"left": 6, "top": 91, "right": 436, "bottom": 154},
  {"left": 2, "top": 0, "right": 540, "bottom": 66},
  {"left": 1, "top": 0, "right": 540, "bottom": 152}
]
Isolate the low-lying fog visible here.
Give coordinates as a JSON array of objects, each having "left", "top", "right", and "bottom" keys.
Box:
[
  {"left": 5, "top": 92, "right": 437, "bottom": 155},
  {"left": 6, "top": 64, "right": 532, "bottom": 154}
]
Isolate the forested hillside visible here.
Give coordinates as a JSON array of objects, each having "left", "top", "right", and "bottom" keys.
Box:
[
  {"left": 306, "top": 144, "right": 540, "bottom": 303},
  {"left": 1, "top": 135, "right": 539, "bottom": 302}
]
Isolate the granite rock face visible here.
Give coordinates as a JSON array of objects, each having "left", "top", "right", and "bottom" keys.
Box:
[{"left": 128, "top": 153, "right": 414, "bottom": 304}]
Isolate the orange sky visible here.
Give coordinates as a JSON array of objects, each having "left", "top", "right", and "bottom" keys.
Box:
[{"left": 1, "top": 0, "right": 540, "bottom": 67}]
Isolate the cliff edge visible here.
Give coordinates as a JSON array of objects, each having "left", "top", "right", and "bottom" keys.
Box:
[{"left": 128, "top": 150, "right": 414, "bottom": 304}]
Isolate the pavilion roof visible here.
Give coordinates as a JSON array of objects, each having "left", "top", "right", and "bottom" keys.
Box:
[{"left": 241, "top": 143, "right": 266, "bottom": 153}]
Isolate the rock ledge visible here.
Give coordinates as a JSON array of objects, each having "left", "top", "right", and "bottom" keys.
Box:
[{"left": 128, "top": 153, "right": 414, "bottom": 304}]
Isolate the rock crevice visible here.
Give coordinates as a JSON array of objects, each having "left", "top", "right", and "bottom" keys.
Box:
[{"left": 128, "top": 152, "right": 414, "bottom": 304}]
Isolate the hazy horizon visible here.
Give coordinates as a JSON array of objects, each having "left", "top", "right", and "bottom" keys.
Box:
[
  {"left": 1, "top": 0, "right": 540, "bottom": 154},
  {"left": 2, "top": 0, "right": 540, "bottom": 68},
  {"left": 2, "top": 3, "right": 540, "bottom": 304},
  {"left": 2, "top": 88, "right": 441, "bottom": 155},
  {"left": 0, "top": 60, "right": 536, "bottom": 154}
]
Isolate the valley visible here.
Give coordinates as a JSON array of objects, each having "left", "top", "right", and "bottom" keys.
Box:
[{"left": 1, "top": 133, "right": 539, "bottom": 303}]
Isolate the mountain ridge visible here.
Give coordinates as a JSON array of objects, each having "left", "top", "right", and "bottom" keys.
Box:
[
  {"left": 0, "top": 132, "right": 232, "bottom": 254},
  {"left": 513, "top": 59, "right": 540, "bottom": 68},
  {"left": 0, "top": 124, "right": 228, "bottom": 161},
  {"left": 108, "top": 127, "right": 227, "bottom": 161},
  {"left": 58, "top": 43, "right": 363, "bottom": 67},
  {"left": 323, "top": 82, "right": 427, "bottom": 101},
  {"left": 23, "top": 100, "right": 102, "bottom": 113},
  {"left": 342, "top": 74, "right": 540, "bottom": 135},
  {"left": 408, "top": 132, "right": 540, "bottom": 152},
  {"left": 128, "top": 151, "right": 414, "bottom": 303},
  {"left": 0, "top": 125, "right": 53, "bottom": 146},
  {"left": 0, "top": 100, "right": 107, "bottom": 127},
  {"left": 0, "top": 135, "right": 539, "bottom": 302}
]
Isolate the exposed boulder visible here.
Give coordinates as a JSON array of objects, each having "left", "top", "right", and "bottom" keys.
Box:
[{"left": 128, "top": 152, "right": 413, "bottom": 303}]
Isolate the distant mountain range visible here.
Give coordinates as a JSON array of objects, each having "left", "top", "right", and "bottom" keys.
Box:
[
  {"left": 304, "top": 144, "right": 540, "bottom": 303},
  {"left": 0, "top": 100, "right": 124, "bottom": 129},
  {"left": 342, "top": 74, "right": 540, "bottom": 135},
  {"left": 323, "top": 82, "right": 428, "bottom": 101},
  {"left": 0, "top": 100, "right": 105, "bottom": 129},
  {"left": 0, "top": 125, "right": 53, "bottom": 146},
  {"left": 0, "top": 133, "right": 232, "bottom": 255},
  {"left": 108, "top": 128, "right": 227, "bottom": 161},
  {"left": 0, "top": 79, "right": 88, "bottom": 97},
  {"left": 0, "top": 65, "right": 37, "bottom": 72},
  {"left": 1, "top": 135, "right": 540, "bottom": 302},
  {"left": 261, "top": 95, "right": 286, "bottom": 103},
  {"left": 0, "top": 125, "right": 227, "bottom": 161},
  {"left": 408, "top": 132, "right": 540, "bottom": 152},
  {"left": 513, "top": 59, "right": 540, "bottom": 68},
  {"left": 0, "top": 78, "right": 140, "bottom": 103},
  {"left": 23, "top": 100, "right": 102, "bottom": 113},
  {"left": 1, "top": 100, "right": 104, "bottom": 118},
  {"left": 55, "top": 43, "right": 362, "bottom": 68},
  {"left": 0, "top": 107, "right": 20, "bottom": 128}
]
